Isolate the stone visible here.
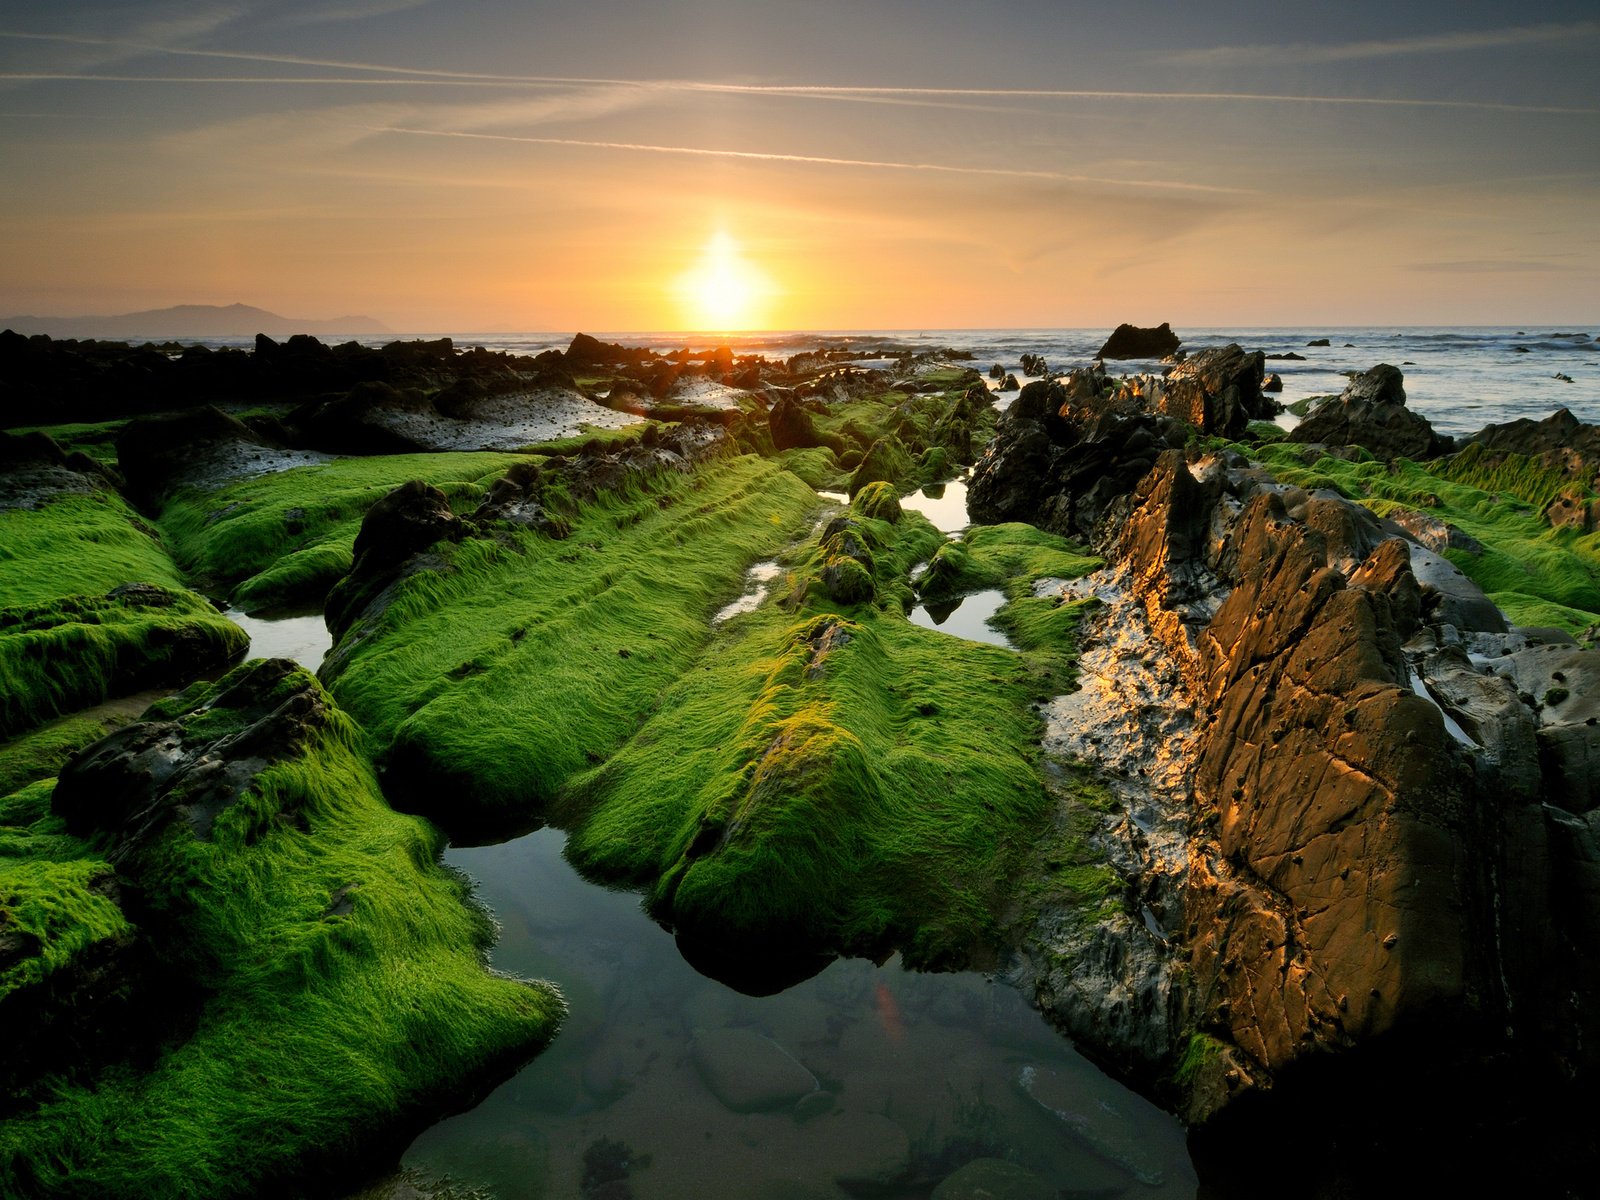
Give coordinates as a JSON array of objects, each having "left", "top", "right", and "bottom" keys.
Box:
[
  {"left": 930, "top": 1158, "right": 1057, "bottom": 1200},
  {"left": 689, "top": 1028, "right": 819, "bottom": 1113},
  {"left": 804, "top": 1110, "right": 910, "bottom": 1195},
  {"left": 1159, "top": 343, "right": 1274, "bottom": 437},
  {"left": 1263, "top": 372, "right": 1283, "bottom": 393},
  {"left": 1097, "top": 322, "right": 1181, "bottom": 360},
  {"left": 1288, "top": 364, "right": 1450, "bottom": 460},
  {"left": 998, "top": 373, "right": 1020, "bottom": 392}
]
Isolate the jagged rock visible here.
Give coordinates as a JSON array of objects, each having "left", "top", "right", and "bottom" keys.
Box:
[
  {"left": 117, "top": 405, "right": 326, "bottom": 500},
  {"left": 1465, "top": 407, "right": 1600, "bottom": 487},
  {"left": 988, "top": 363, "right": 1004, "bottom": 380},
  {"left": 998, "top": 373, "right": 1020, "bottom": 392},
  {"left": 1158, "top": 344, "right": 1275, "bottom": 437},
  {"left": 1262, "top": 372, "right": 1282, "bottom": 393},
  {"left": 1288, "top": 365, "right": 1451, "bottom": 460},
  {"left": 1097, "top": 322, "right": 1181, "bottom": 360}
]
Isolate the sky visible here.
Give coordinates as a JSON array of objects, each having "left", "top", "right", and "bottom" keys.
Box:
[{"left": 1, "top": 1, "right": 1597, "bottom": 332}]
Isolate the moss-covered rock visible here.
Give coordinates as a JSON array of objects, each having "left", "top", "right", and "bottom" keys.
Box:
[{"left": 0, "top": 660, "right": 564, "bottom": 1199}]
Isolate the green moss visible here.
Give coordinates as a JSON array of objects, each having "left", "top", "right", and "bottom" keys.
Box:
[
  {"left": 848, "top": 435, "right": 914, "bottom": 498},
  {"left": 325, "top": 455, "right": 823, "bottom": 831},
  {"left": 1429, "top": 441, "right": 1588, "bottom": 513},
  {"left": 562, "top": 508, "right": 1104, "bottom": 968},
  {"left": 0, "top": 855, "right": 129, "bottom": 1003},
  {"left": 0, "top": 666, "right": 564, "bottom": 1199},
  {"left": 851, "top": 480, "right": 903, "bottom": 523},
  {"left": 1249, "top": 444, "right": 1600, "bottom": 632},
  {"left": 773, "top": 446, "right": 842, "bottom": 490},
  {"left": 0, "top": 494, "right": 248, "bottom": 738},
  {"left": 1173, "top": 1031, "right": 1230, "bottom": 1087},
  {"left": 0, "top": 709, "right": 141, "bottom": 796},
  {"left": 156, "top": 451, "right": 532, "bottom": 613}
]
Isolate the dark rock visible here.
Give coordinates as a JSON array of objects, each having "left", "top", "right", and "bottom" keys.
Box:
[
  {"left": 1465, "top": 408, "right": 1600, "bottom": 489},
  {"left": 988, "top": 363, "right": 1004, "bottom": 380},
  {"left": 1098, "top": 322, "right": 1181, "bottom": 360},
  {"left": 998, "top": 373, "right": 1020, "bottom": 392},
  {"left": 1159, "top": 344, "right": 1275, "bottom": 437},
  {"left": 1307, "top": 338, "right": 1331, "bottom": 347},
  {"left": 768, "top": 394, "right": 838, "bottom": 453},
  {"left": 1288, "top": 365, "right": 1450, "bottom": 460},
  {"left": 325, "top": 481, "right": 464, "bottom": 642},
  {"left": 1262, "top": 372, "right": 1282, "bottom": 393},
  {"left": 1265, "top": 352, "right": 1306, "bottom": 361}
]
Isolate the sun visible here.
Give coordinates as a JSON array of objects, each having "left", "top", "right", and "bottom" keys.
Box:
[{"left": 674, "top": 231, "right": 773, "bottom": 332}]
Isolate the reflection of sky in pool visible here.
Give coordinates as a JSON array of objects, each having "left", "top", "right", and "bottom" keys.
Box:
[
  {"left": 908, "top": 589, "right": 1014, "bottom": 650},
  {"left": 224, "top": 608, "right": 331, "bottom": 672},
  {"left": 898, "top": 478, "right": 970, "bottom": 535}
]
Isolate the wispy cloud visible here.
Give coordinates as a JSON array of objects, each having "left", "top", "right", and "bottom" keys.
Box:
[
  {"left": 4, "top": 33, "right": 1594, "bottom": 114},
  {"left": 1170, "top": 20, "right": 1600, "bottom": 67},
  {"left": 1408, "top": 259, "right": 1581, "bottom": 274},
  {"left": 375, "top": 126, "right": 1254, "bottom": 195}
]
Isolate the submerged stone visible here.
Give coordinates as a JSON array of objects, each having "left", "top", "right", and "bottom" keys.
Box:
[{"left": 690, "top": 1028, "right": 819, "bottom": 1113}]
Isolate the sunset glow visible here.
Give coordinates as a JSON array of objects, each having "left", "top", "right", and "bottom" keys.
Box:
[{"left": 675, "top": 232, "right": 774, "bottom": 332}]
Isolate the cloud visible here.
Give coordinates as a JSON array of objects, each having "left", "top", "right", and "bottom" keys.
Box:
[
  {"left": 373, "top": 126, "right": 1256, "bottom": 195},
  {"left": 1408, "top": 259, "right": 1581, "bottom": 274},
  {"left": 1169, "top": 19, "right": 1600, "bottom": 67}
]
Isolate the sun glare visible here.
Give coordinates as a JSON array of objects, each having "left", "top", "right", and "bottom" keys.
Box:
[{"left": 675, "top": 231, "right": 773, "bottom": 332}]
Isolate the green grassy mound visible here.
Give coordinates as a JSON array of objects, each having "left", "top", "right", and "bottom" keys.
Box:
[
  {"left": 0, "top": 662, "right": 564, "bottom": 1200},
  {"left": 562, "top": 496, "right": 1106, "bottom": 969},
  {"left": 156, "top": 451, "right": 533, "bottom": 613},
  {"left": 324, "top": 454, "right": 823, "bottom": 834},
  {"left": 1249, "top": 443, "right": 1600, "bottom": 633},
  {"left": 0, "top": 493, "right": 247, "bottom": 738}
]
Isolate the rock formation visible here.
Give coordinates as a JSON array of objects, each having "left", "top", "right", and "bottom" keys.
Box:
[
  {"left": 969, "top": 381, "right": 1600, "bottom": 1188},
  {"left": 1288, "top": 364, "right": 1451, "bottom": 460},
  {"left": 1097, "top": 323, "right": 1182, "bottom": 360}
]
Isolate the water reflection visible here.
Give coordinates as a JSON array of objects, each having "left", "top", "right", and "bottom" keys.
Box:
[
  {"left": 908, "top": 589, "right": 1013, "bottom": 650},
  {"left": 898, "top": 479, "right": 970, "bottom": 536},
  {"left": 224, "top": 607, "right": 332, "bottom": 672},
  {"left": 391, "top": 829, "right": 1195, "bottom": 1199}
]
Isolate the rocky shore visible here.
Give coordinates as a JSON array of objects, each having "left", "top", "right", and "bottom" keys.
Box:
[{"left": 2, "top": 325, "right": 1598, "bottom": 1196}]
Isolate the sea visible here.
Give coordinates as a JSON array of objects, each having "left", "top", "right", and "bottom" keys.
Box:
[{"left": 204, "top": 325, "right": 1600, "bottom": 440}]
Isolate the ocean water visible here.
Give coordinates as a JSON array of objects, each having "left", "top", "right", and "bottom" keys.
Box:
[{"left": 203, "top": 326, "right": 1599, "bottom": 439}]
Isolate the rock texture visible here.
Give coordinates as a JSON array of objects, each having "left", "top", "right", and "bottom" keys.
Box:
[
  {"left": 970, "top": 389, "right": 1600, "bottom": 1188},
  {"left": 1288, "top": 364, "right": 1451, "bottom": 460}
]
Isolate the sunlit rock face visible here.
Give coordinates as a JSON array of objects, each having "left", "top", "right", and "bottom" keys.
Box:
[{"left": 972, "top": 384, "right": 1600, "bottom": 1167}]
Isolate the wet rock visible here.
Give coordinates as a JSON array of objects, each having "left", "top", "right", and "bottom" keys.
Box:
[
  {"left": 689, "top": 1028, "right": 819, "bottom": 1113},
  {"left": 0, "top": 429, "right": 116, "bottom": 510},
  {"left": 1307, "top": 338, "right": 1331, "bottom": 347},
  {"left": 1464, "top": 407, "right": 1600, "bottom": 488},
  {"left": 810, "top": 1110, "right": 911, "bottom": 1195},
  {"left": 1288, "top": 365, "right": 1450, "bottom": 460},
  {"left": 1015, "top": 1064, "right": 1166, "bottom": 1185},
  {"left": 117, "top": 405, "right": 324, "bottom": 501},
  {"left": 930, "top": 1158, "right": 1056, "bottom": 1200},
  {"left": 1097, "top": 322, "right": 1181, "bottom": 360},
  {"left": 998, "top": 373, "right": 1020, "bottom": 392},
  {"left": 1158, "top": 344, "right": 1275, "bottom": 438},
  {"left": 1262, "top": 372, "right": 1282, "bottom": 392},
  {"left": 988, "top": 363, "right": 1004, "bottom": 380},
  {"left": 769, "top": 394, "right": 839, "bottom": 453},
  {"left": 54, "top": 658, "right": 330, "bottom": 853}
]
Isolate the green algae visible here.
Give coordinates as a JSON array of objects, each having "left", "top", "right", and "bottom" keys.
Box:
[
  {"left": 0, "top": 665, "right": 564, "bottom": 1200},
  {"left": 0, "top": 493, "right": 247, "bottom": 738},
  {"left": 156, "top": 451, "right": 533, "bottom": 613},
  {"left": 1248, "top": 443, "right": 1600, "bottom": 632},
  {"left": 562, "top": 500, "right": 1104, "bottom": 969},
  {"left": 0, "top": 708, "right": 141, "bottom": 797},
  {"left": 324, "top": 454, "right": 823, "bottom": 833}
]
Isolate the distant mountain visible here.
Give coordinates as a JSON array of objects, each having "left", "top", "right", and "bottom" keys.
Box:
[{"left": 1, "top": 302, "right": 391, "bottom": 340}]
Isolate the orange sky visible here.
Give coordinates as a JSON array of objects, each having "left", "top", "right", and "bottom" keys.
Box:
[{"left": 2, "top": 3, "right": 1597, "bottom": 331}]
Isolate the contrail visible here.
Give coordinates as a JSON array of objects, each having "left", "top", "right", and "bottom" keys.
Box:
[
  {"left": 376, "top": 126, "right": 1256, "bottom": 194},
  {"left": 3, "top": 31, "right": 1594, "bottom": 114}
]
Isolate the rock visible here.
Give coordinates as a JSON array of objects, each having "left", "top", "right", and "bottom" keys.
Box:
[
  {"left": 1262, "top": 372, "right": 1283, "bottom": 393},
  {"left": 116, "top": 405, "right": 313, "bottom": 501},
  {"left": 1265, "top": 352, "right": 1306, "bottom": 361},
  {"left": 1020, "top": 352, "right": 1048, "bottom": 377},
  {"left": 1465, "top": 408, "right": 1600, "bottom": 487},
  {"left": 998, "top": 373, "right": 1020, "bottom": 392},
  {"left": 1159, "top": 343, "right": 1275, "bottom": 437},
  {"left": 989, "top": 363, "right": 1004, "bottom": 380},
  {"left": 324, "top": 480, "right": 464, "bottom": 642},
  {"left": 1097, "top": 322, "right": 1181, "bottom": 360},
  {"left": 1015, "top": 1064, "right": 1166, "bottom": 1185},
  {"left": 689, "top": 1028, "right": 819, "bottom": 1113},
  {"left": 805, "top": 1110, "right": 910, "bottom": 1195},
  {"left": 930, "top": 1158, "right": 1056, "bottom": 1200},
  {"left": 1288, "top": 364, "right": 1450, "bottom": 460},
  {"left": 769, "top": 394, "right": 836, "bottom": 453},
  {"left": 1307, "top": 338, "right": 1331, "bottom": 346}
]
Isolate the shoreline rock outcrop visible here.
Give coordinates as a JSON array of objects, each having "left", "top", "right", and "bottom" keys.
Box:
[
  {"left": 970, "top": 376, "right": 1600, "bottom": 1187},
  {"left": 1097, "top": 323, "right": 1182, "bottom": 360},
  {"left": 1287, "top": 364, "right": 1452, "bottom": 460}
]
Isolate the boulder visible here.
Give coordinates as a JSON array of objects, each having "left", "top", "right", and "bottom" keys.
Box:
[
  {"left": 1159, "top": 344, "right": 1274, "bottom": 437},
  {"left": 1097, "top": 322, "right": 1181, "bottom": 360},
  {"left": 689, "top": 1028, "right": 818, "bottom": 1113},
  {"left": 324, "top": 480, "right": 463, "bottom": 642},
  {"left": 1288, "top": 364, "right": 1450, "bottom": 460}
]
